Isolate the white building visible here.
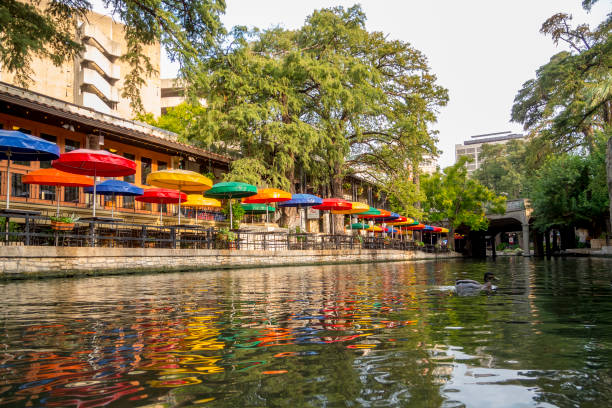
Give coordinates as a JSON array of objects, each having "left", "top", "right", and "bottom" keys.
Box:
[{"left": 455, "top": 131, "right": 525, "bottom": 173}]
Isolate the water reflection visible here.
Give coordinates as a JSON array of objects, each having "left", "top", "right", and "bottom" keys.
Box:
[{"left": 1, "top": 257, "right": 611, "bottom": 407}]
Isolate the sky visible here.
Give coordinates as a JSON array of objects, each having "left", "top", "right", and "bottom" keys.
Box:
[{"left": 156, "top": 1, "right": 609, "bottom": 168}]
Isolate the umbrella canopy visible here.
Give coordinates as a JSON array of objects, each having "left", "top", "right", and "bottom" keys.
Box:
[
  {"left": 331, "top": 201, "right": 369, "bottom": 215},
  {"left": 386, "top": 227, "right": 400, "bottom": 234},
  {"left": 349, "top": 222, "right": 370, "bottom": 229},
  {"left": 0, "top": 130, "right": 60, "bottom": 161},
  {"left": 84, "top": 180, "right": 143, "bottom": 196},
  {"left": 278, "top": 193, "right": 322, "bottom": 207},
  {"left": 146, "top": 169, "right": 213, "bottom": 193},
  {"left": 312, "top": 198, "right": 351, "bottom": 211},
  {"left": 373, "top": 211, "right": 400, "bottom": 222},
  {"left": 387, "top": 218, "right": 418, "bottom": 226},
  {"left": 356, "top": 207, "right": 382, "bottom": 218},
  {"left": 369, "top": 225, "right": 384, "bottom": 232},
  {"left": 424, "top": 225, "right": 435, "bottom": 232},
  {"left": 147, "top": 169, "right": 212, "bottom": 224},
  {"left": 405, "top": 224, "right": 425, "bottom": 230},
  {"left": 432, "top": 226, "right": 443, "bottom": 233},
  {"left": 204, "top": 181, "right": 258, "bottom": 199},
  {"left": 439, "top": 227, "right": 449, "bottom": 233},
  {"left": 242, "top": 188, "right": 291, "bottom": 204},
  {"left": 52, "top": 149, "right": 136, "bottom": 177},
  {"left": 182, "top": 195, "right": 222, "bottom": 208},
  {"left": 136, "top": 188, "right": 187, "bottom": 204},
  {"left": 1, "top": 130, "right": 61, "bottom": 209},
  {"left": 241, "top": 203, "right": 276, "bottom": 214},
  {"left": 358, "top": 208, "right": 390, "bottom": 219},
  {"left": 23, "top": 168, "right": 93, "bottom": 187},
  {"left": 23, "top": 168, "right": 93, "bottom": 216},
  {"left": 204, "top": 182, "right": 258, "bottom": 229}
]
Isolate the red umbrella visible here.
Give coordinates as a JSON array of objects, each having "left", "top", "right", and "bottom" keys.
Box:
[
  {"left": 136, "top": 188, "right": 186, "bottom": 223},
  {"left": 312, "top": 198, "right": 351, "bottom": 234},
  {"left": 52, "top": 149, "right": 136, "bottom": 217}
]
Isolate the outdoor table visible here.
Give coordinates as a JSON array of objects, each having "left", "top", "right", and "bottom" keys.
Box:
[
  {"left": 0, "top": 209, "right": 42, "bottom": 245},
  {"left": 79, "top": 217, "right": 124, "bottom": 247}
]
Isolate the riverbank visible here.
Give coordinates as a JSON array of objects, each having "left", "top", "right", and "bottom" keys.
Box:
[{"left": 0, "top": 246, "right": 461, "bottom": 280}]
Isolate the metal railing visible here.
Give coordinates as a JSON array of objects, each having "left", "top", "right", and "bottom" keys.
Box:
[{"left": 0, "top": 214, "right": 450, "bottom": 253}]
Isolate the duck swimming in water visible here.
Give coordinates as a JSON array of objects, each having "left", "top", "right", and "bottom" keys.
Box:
[{"left": 455, "top": 272, "right": 498, "bottom": 296}]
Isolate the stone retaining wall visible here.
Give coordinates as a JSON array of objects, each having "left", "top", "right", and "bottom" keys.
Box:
[{"left": 0, "top": 246, "right": 460, "bottom": 279}]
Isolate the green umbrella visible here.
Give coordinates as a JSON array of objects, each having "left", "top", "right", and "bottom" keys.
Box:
[
  {"left": 205, "top": 182, "right": 257, "bottom": 228},
  {"left": 349, "top": 222, "right": 370, "bottom": 229},
  {"left": 241, "top": 203, "right": 276, "bottom": 214}
]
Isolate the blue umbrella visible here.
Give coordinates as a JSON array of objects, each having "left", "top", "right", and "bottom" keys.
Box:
[
  {"left": 0, "top": 130, "right": 60, "bottom": 209},
  {"left": 84, "top": 180, "right": 143, "bottom": 217},
  {"left": 278, "top": 194, "right": 323, "bottom": 232},
  {"left": 372, "top": 212, "right": 400, "bottom": 238}
]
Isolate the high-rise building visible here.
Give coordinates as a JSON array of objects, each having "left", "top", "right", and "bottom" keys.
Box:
[{"left": 455, "top": 131, "right": 524, "bottom": 173}]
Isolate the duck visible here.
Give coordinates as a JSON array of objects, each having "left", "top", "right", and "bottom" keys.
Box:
[{"left": 455, "top": 272, "right": 498, "bottom": 296}]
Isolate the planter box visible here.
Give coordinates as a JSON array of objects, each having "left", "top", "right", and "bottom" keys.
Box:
[
  {"left": 51, "top": 221, "right": 75, "bottom": 231},
  {"left": 590, "top": 238, "right": 606, "bottom": 249}
]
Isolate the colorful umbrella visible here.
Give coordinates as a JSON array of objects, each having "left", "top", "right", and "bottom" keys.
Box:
[
  {"left": 205, "top": 182, "right": 258, "bottom": 228},
  {"left": 147, "top": 169, "right": 213, "bottom": 225},
  {"left": 331, "top": 201, "right": 369, "bottom": 215},
  {"left": 312, "top": 198, "right": 351, "bottom": 234},
  {"left": 356, "top": 207, "right": 382, "bottom": 218},
  {"left": 278, "top": 193, "right": 323, "bottom": 232},
  {"left": 52, "top": 149, "right": 136, "bottom": 217},
  {"left": 241, "top": 203, "right": 276, "bottom": 222},
  {"left": 136, "top": 188, "right": 187, "bottom": 223},
  {"left": 242, "top": 188, "right": 291, "bottom": 224},
  {"left": 182, "top": 194, "right": 221, "bottom": 223},
  {"left": 349, "top": 222, "right": 370, "bottom": 229},
  {"left": 84, "top": 180, "right": 144, "bottom": 218},
  {"left": 23, "top": 168, "right": 93, "bottom": 216},
  {"left": 0, "top": 130, "right": 60, "bottom": 209}
]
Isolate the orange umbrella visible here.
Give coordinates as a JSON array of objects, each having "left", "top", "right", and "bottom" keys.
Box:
[
  {"left": 242, "top": 188, "right": 291, "bottom": 223},
  {"left": 23, "top": 168, "right": 94, "bottom": 216}
]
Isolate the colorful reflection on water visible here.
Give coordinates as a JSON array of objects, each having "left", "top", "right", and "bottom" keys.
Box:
[{"left": 1, "top": 257, "right": 612, "bottom": 407}]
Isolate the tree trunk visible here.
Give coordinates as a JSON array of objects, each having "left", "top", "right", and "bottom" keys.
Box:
[
  {"left": 331, "top": 168, "right": 345, "bottom": 235},
  {"left": 545, "top": 229, "right": 551, "bottom": 258},
  {"left": 607, "top": 135, "right": 612, "bottom": 242},
  {"left": 279, "top": 160, "right": 299, "bottom": 229},
  {"left": 448, "top": 225, "right": 455, "bottom": 252}
]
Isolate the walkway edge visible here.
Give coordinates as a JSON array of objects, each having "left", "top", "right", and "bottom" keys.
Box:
[{"left": 0, "top": 246, "right": 461, "bottom": 280}]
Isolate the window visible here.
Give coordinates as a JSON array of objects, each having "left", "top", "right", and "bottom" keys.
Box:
[
  {"left": 157, "top": 161, "right": 167, "bottom": 171},
  {"left": 39, "top": 133, "right": 57, "bottom": 169},
  {"left": 141, "top": 157, "right": 152, "bottom": 185},
  {"left": 39, "top": 185, "right": 56, "bottom": 201},
  {"left": 122, "top": 195, "right": 135, "bottom": 209},
  {"left": 11, "top": 173, "right": 30, "bottom": 198},
  {"left": 63, "top": 139, "right": 81, "bottom": 203},
  {"left": 123, "top": 153, "right": 135, "bottom": 183},
  {"left": 13, "top": 127, "right": 31, "bottom": 166}
]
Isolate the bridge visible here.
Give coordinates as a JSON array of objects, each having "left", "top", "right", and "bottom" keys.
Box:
[{"left": 464, "top": 199, "right": 533, "bottom": 257}]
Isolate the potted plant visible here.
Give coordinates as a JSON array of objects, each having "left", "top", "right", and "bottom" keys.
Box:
[
  {"left": 217, "top": 227, "right": 237, "bottom": 248},
  {"left": 49, "top": 213, "right": 79, "bottom": 231}
]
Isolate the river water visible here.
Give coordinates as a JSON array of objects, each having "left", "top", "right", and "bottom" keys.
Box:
[{"left": 1, "top": 257, "right": 612, "bottom": 407}]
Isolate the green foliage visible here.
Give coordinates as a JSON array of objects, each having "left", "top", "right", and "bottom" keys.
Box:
[
  {"left": 528, "top": 134, "right": 609, "bottom": 232},
  {"left": 49, "top": 213, "right": 79, "bottom": 223},
  {"left": 383, "top": 172, "right": 424, "bottom": 220},
  {"left": 511, "top": 12, "right": 611, "bottom": 155},
  {"left": 473, "top": 139, "right": 528, "bottom": 199},
  {"left": 0, "top": 217, "right": 21, "bottom": 241},
  {"left": 136, "top": 102, "right": 207, "bottom": 136},
  {"left": 221, "top": 200, "right": 245, "bottom": 229},
  {"left": 185, "top": 5, "right": 447, "bottom": 194},
  {"left": 217, "top": 227, "right": 236, "bottom": 242},
  {"left": 421, "top": 157, "right": 506, "bottom": 249},
  {"left": 1, "top": 0, "right": 226, "bottom": 112}
]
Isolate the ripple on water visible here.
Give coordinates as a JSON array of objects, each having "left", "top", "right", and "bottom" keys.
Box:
[{"left": 0, "top": 258, "right": 611, "bottom": 407}]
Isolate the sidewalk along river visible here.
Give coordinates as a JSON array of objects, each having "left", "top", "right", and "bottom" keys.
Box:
[{"left": 0, "top": 257, "right": 611, "bottom": 407}]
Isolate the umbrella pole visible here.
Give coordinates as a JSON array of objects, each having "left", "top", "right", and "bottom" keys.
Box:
[
  {"left": 111, "top": 192, "right": 115, "bottom": 218},
  {"left": 92, "top": 168, "right": 97, "bottom": 218},
  {"left": 56, "top": 185, "right": 60, "bottom": 217},
  {"left": 178, "top": 189, "right": 182, "bottom": 225},
  {"left": 5, "top": 152, "right": 11, "bottom": 210},
  {"left": 229, "top": 196, "right": 233, "bottom": 229}
]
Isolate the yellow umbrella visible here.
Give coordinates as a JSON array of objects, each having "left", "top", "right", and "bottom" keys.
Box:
[
  {"left": 331, "top": 201, "right": 369, "bottom": 215},
  {"left": 387, "top": 218, "right": 416, "bottom": 226},
  {"left": 182, "top": 194, "right": 221, "bottom": 223},
  {"left": 368, "top": 225, "right": 383, "bottom": 232},
  {"left": 147, "top": 169, "right": 213, "bottom": 225}
]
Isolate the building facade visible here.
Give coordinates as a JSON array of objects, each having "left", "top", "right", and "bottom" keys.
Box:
[{"left": 455, "top": 131, "right": 525, "bottom": 173}]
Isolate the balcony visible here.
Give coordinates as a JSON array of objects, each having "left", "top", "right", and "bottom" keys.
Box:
[{"left": 81, "top": 44, "right": 120, "bottom": 82}]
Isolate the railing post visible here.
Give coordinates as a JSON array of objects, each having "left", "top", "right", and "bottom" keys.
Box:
[
  {"left": 141, "top": 225, "right": 147, "bottom": 248},
  {"left": 90, "top": 221, "right": 95, "bottom": 247},
  {"left": 171, "top": 226, "right": 176, "bottom": 249}
]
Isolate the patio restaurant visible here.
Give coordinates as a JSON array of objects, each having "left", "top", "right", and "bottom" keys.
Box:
[
  {"left": 0, "top": 81, "right": 230, "bottom": 224},
  {"left": 0, "top": 81, "right": 450, "bottom": 253}
]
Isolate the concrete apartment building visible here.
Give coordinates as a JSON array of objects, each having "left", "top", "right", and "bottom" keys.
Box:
[
  {"left": 455, "top": 131, "right": 525, "bottom": 173},
  {"left": 0, "top": 10, "right": 180, "bottom": 119}
]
